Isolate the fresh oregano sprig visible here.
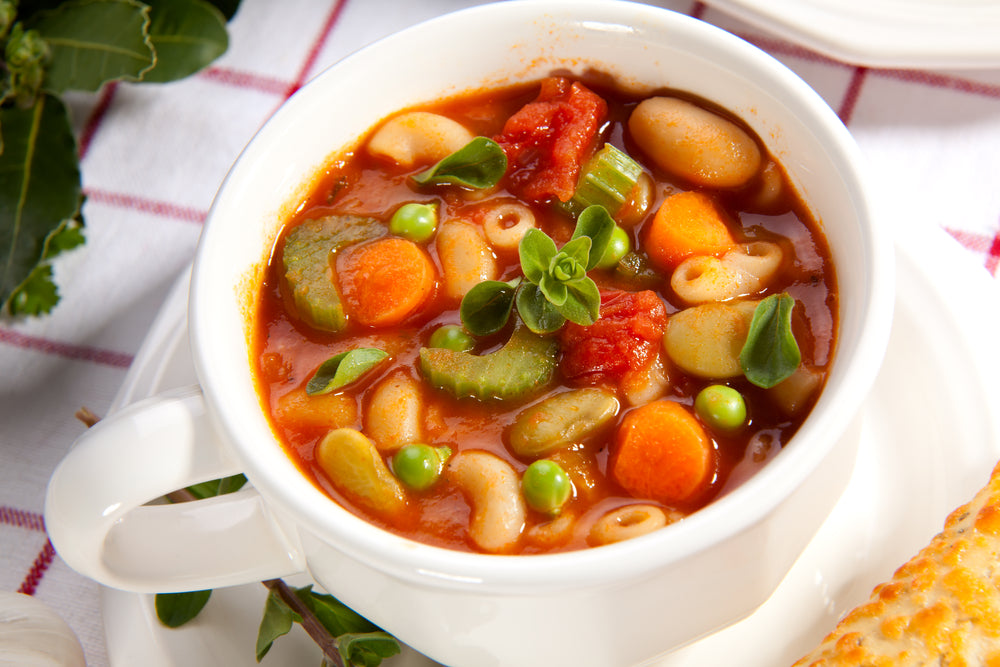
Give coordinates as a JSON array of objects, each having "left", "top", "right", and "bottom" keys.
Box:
[{"left": 460, "top": 204, "right": 615, "bottom": 335}]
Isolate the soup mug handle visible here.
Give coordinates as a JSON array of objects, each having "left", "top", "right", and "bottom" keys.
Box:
[{"left": 44, "top": 385, "right": 304, "bottom": 593}]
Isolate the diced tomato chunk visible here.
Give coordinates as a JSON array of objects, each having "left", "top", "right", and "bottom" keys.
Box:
[
  {"left": 559, "top": 290, "right": 667, "bottom": 384},
  {"left": 494, "top": 77, "right": 607, "bottom": 204}
]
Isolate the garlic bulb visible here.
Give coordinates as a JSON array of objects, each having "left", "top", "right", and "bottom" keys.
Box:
[{"left": 0, "top": 592, "right": 86, "bottom": 667}]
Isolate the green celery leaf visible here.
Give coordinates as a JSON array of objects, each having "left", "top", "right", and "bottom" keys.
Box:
[
  {"left": 740, "top": 292, "right": 801, "bottom": 388},
  {"left": 411, "top": 136, "right": 507, "bottom": 189},
  {"left": 0, "top": 93, "right": 82, "bottom": 314},
  {"left": 184, "top": 473, "right": 247, "bottom": 499},
  {"left": 459, "top": 279, "right": 516, "bottom": 336},
  {"left": 293, "top": 585, "right": 380, "bottom": 637},
  {"left": 42, "top": 217, "right": 86, "bottom": 257},
  {"left": 338, "top": 631, "right": 401, "bottom": 667},
  {"left": 7, "top": 263, "right": 58, "bottom": 316},
  {"left": 141, "top": 0, "right": 228, "bottom": 83},
  {"left": 570, "top": 205, "right": 615, "bottom": 270},
  {"left": 306, "top": 348, "right": 388, "bottom": 395},
  {"left": 515, "top": 283, "right": 565, "bottom": 334},
  {"left": 518, "top": 228, "right": 556, "bottom": 285},
  {"left": 256, "top": 589, "right": 301, "bottom": 661},
  {"left": 7, "top": 217, "right": 85, "bottom": 316},
  {"left": 155, "top": 590, "right": 212, "bottom": 628},
  {"left": 30, "top": 0, "right": 155, "bottom": 93}
]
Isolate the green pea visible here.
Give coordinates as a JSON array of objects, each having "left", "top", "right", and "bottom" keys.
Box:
[
  {"left": 389, "top": 202, "right": 438, "bottom": 243},
  {"left": 392, "top": 443, "right": 451, "bottom": 491},
  {"left": 596, "top": 225, "right": 631, "bottom": 269},
  {"left": 695, "top": 384, "right": 747, "bottom": 431},
  {"left": 521, "top": 459, "right": 573, "bottom": 515},
  {"left": 428, "top": 324, "right": 475, "bottom": 352}
]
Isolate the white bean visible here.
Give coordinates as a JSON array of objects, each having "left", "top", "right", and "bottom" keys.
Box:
[
  {"left": 367, "top": 111, "right": 474, "bottom": 168},
  {"left": 448, "top": 451, "right": 525, "bottom": 553},
  {"left": 481, "top": 201, "right": 536, "bottom": 251},
  {"left": 315, "top": 428, "right": 407, "bottom": 519},
  {"left": 663, "top": 302, "right": 754, "bottom": 378},
  {"left": 364, "top": 371, "right": 423, "bottom": 451},
  {"left": 589, "top": 504, "right": 677, "bottom": 546},
  {"left": 629, "top": 96, "right": 761, "bottom": 188},
  {"left": 508, "top": 388, "right": 619, "bottom": 458},
  {"left": 436, "top": 219, "right": 498, "bottom": 300}
]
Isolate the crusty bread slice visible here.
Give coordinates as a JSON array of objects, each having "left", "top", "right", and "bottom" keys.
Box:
[{"left": 793, "top": 459, "right": 1000, "bottom": 666}]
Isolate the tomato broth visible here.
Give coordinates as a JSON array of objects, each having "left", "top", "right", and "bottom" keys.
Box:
[{"left": 252, "top": 74, "right": 837, "bottom": 554}]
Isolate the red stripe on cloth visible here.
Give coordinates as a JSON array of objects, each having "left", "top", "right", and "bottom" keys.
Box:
[
  {"left": 200, "top": 66, "right": 294, "bottom": 97},
  {"left": 286, "top": 0, "right": 351, "bottom": 97},
  {"left": 838, "top": 67, "right": 868, "bottom": 125},
  {"left": 874, "top": 68, "right": 1000, "bottom": 100},
  {"left": 947, "top": 228, "right": 1000, "bottom": 277},
  {"left": 0, "top": 506, "right": 45, "bottom": 532},
  {"left": 84, "top": 187, "right": 207, "bottom": 224},
  {"left": 0, "top": 328, "right": 134, "bottom": 368},
  {"left": 18, "top": 540, "right": 56, "bottom": 596},
  {"left": 78, "top": 82, "right": 118, "bottom": 160},
  {"left": 690, "top": 2, "right": 707, "bottom": 20}
]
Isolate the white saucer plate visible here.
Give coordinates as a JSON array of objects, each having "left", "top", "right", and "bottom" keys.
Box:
[
  {"left": 102, "top": 223, "right": 1000, "bottom": 666},
  {"left": 703, "top": 0, "right": 1000, "bottom": 69}
]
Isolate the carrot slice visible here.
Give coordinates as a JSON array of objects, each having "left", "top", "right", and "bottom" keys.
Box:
[
  {"left": 644, "top": 190, "right": 736, "bottom": 270},
  {"left": 610, "top": 399, "right": 714, "bottom": 504},
  {"left": 338, "top": 237, "right": 436, "bottom": 327}
]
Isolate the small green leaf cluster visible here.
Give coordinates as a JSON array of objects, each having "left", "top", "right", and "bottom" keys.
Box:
[
  {"left": 257, "top": 584, "right": 400, "bottom": 666},
  {"left": 460, "top": 204, "right": 617, "bottom": 335},
  {"left": 0, "top": 0, "right": 239, "bottom": 317}
]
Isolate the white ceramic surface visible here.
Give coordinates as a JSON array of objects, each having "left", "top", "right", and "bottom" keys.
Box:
[
  {"left": 704, "top": 0, "right": 1000, "bottom": 69},
  {"left": 46, "top": 3, "right": 893, "bottom": 666},
  {"left": 101, "top": 222, "right": 1000, "bottom": 666}
]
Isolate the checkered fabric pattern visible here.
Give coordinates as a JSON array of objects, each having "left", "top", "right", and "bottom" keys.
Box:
[{"left": 2, "top": 1, "right": 999, "bottom": 665}]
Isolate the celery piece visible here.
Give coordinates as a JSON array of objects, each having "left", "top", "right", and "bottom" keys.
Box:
[
  {"left": 561, "top": 144, "right": 644, "bottom": 218},
  {"left": 281, "top": 215, "right": 383, "bottom": 332}
]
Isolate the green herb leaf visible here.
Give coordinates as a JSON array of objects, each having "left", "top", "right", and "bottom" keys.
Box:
[
  {"left": 0, "top": 93, "right": 82, "bottom": 315},
  {"left": 515, "top": 283, "right": 565, "bottom": 334},
  {"left": 30, "top": 0, "right": 155, "bottom": 93},
  {"left": 184, "top": 473, "right": 247, "bottom": 500},
  {"left": 518, "top": 227, "right": 556, "bottom": 285},
  {"left": 411, "top": 136, "right": 507, "bottom": 189},
  {"left": 556, "top": 275, "right": 601, "bottom": 326},
  {"left": 155, "top": 590, "right": 212, "bottom": 628},
  {"left": 141, "top": 0, "right": 228, "bottom": 83},
  {"left": 256, "top": 588, "right": 302, "bottom": 661},
  {"left": 570, "top": 205, "right": 615, "bottom": 270},
  {"left": 293, "top": 585, "right": 379, "bottom": 636},
  {"left": 306, "top": 348, "right": 388, "bottom": 395},
  {"left": 459, "top": 279, "right": 516, "bottom": 336},
  {"left": 740, "top": 292, "right": 801, "bottom": 388},
  {"left": 338, "top": 631, "right": 402, "bottom": 667}
]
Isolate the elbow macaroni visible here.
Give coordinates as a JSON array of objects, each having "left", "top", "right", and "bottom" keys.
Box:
[
  {"left": 671, "top": 241, "right": 783, "bottom": 305},
  {"left": 367, "top": 111, "right": 474, "bottom": 167},
  {"left": 448, "top": 451, "right": 526, "bottom": 553}
]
